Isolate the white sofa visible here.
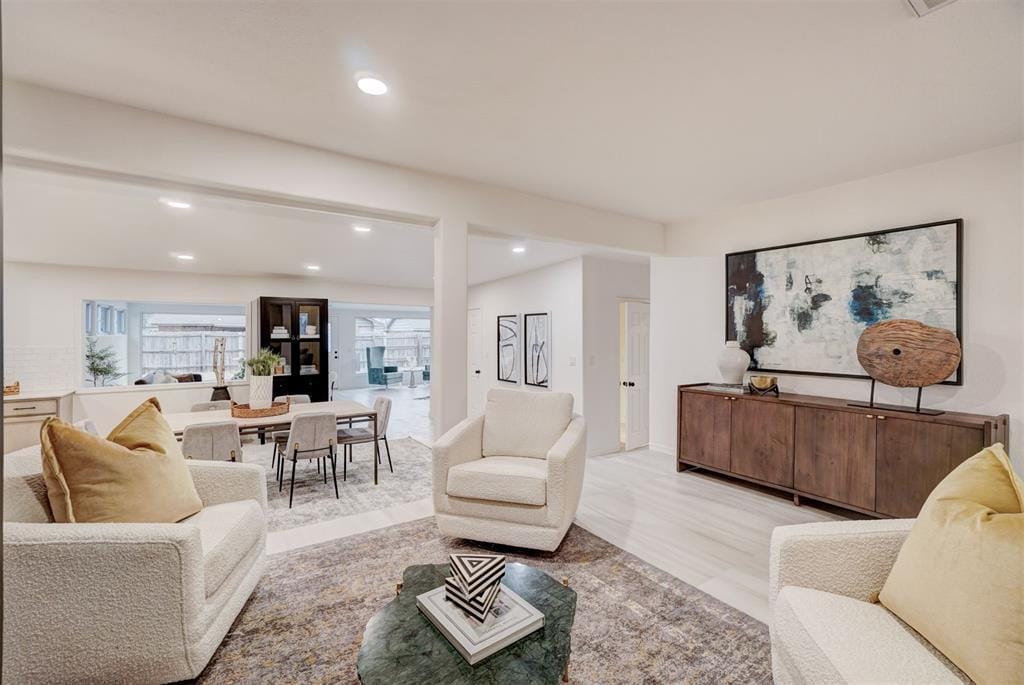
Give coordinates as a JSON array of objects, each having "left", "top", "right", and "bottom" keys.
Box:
[
  {"left": 3, "top": 447, "right": 267, "bottom": 684},
  {"left": 769, "top": 520, "right": 969, "bottom": 684},
  {"left": 433, "top": 388, "right": 587, "bottom": 552}
]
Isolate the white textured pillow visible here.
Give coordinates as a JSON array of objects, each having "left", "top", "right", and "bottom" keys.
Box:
[{"left": 482, "top": 389, "right": 573, "bottom": 459}]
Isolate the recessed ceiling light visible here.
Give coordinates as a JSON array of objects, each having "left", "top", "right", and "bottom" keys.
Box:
[
  {"left": 353, "top": 225, "right": 372, "bottom": 233},
  {"left": 356, "top": 76, "right": 388, "bottom": 96},
  {"left": 305, "top": 264, "right": 321, "bottom": 271},
  {"left": 160, "top": 198, "right": 192, "bottom": 209},
  {"left": 175, "top": 253, "right": 195, "bottom": 261},
  {"left": 512, "top": 246, "right": 526, "bottom": 253}
]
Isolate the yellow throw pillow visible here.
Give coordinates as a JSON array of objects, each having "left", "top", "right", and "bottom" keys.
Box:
[
  {"left": 879, "top": 443, "right": 1023, "bottom": 684},
  {"left": 40, "top": 397, "right": 203, "bottom": 523}
]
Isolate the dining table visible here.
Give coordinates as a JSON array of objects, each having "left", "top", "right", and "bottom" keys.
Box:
[{"left": 164, "top": 400, "right": 384, "bottom": 485}]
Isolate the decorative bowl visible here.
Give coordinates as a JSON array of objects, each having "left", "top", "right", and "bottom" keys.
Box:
[{"left": 749, "top": 375, "right": 778, "bottom": 390}]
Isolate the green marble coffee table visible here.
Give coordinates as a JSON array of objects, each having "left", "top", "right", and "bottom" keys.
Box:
[{"left": 357, "top": 562, "right": 577, "bottom": 684}]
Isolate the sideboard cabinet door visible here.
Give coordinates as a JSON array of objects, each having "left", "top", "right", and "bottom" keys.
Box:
[
  {"left": 875, "top": 417, "right": 984, "bottom": 518},
  {"left": 730, "top": 399, "right": 795, "bottom": 487},
  {"left": 679, "top": 392, "right": 732, "bottom": 470},
  {"left": 794, "top": 407, "right": 876, "bottom": 510}
]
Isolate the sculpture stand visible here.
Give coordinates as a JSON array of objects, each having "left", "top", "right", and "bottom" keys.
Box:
[
  {"left": 210, "top": 385, "right": 231, "bottom": 401},
  {"left": 848, "top": 379, "right": 945, "bottom": 416}
]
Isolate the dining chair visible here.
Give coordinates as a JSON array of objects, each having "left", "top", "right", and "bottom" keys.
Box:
[
  {"left": 328, "top": 371, "right": 338, "bottom": 400},
  {"left": 181, "top": 421, "right": 243, "bottom": 462},
  {"left": 276, "top": 412, "right": 338, "bottom": 508},
  {"left": 191, "top": 400, "right": 232, "bottom": 412},
  {"left": 270, "top": 395, "right": 312, "bottom": 469},
  {"left": 337, "top": 396, "right": 392, "bottom": 477}
]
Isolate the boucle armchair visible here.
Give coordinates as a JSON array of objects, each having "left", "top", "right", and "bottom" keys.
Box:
[
  {"left": 433, "top": 388, "right": 586, "bottom": 552},
  {"left": 769, "top": 519, "right": 967, "bottom": 684},
  {"left": 3, "top": 448, "right": 268, "bottom": 684}
]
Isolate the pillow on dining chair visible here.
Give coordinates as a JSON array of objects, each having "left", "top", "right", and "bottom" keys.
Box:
[{"left": 40, "top": 397, "right": 203, "bottom": 523}]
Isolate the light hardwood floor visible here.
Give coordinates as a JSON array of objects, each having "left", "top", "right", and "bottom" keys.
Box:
[
  {"left": 266, "top": 443, "right": 847, "bottom": 623},
  {"left": 575, "top": 448, "right": 846, "bottom": 622}
]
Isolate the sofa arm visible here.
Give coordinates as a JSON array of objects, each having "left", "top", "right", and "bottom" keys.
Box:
[
  {"left": 3, "top": 522, "right": 204, "bottom": 682},
  {"left": 546, "top": 415, "right": 587, "bottom": 525},
  {"left": 432, "top": 414, "right": 484, "bottom": 508},
  {"left": 769, "top": 519, "right": 914, "bottom": 613},
  {"left": 187, "top": 460, "right": 267, "bottom": 512}
]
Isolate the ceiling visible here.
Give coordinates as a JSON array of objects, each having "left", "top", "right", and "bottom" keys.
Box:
[
  {"left": 2, "top": 167, "right": 636, "bottom": 287},
  {"left": 2, "top": 1, "right": 1021, "bottom": 222}
]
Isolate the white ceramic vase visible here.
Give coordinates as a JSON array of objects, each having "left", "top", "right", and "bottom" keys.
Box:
[
  {"left": 249, "top": 375, "right": 273, "bottom": 409},
  {"left": 717, "top": 341, "right": 751, "bottom": 385}
]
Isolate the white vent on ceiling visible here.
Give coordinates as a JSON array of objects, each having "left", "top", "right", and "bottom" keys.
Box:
[{"left": 906, "top": 0, "right": 961, "bottom": 17}]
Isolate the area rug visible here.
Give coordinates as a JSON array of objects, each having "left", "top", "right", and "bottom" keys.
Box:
[
  {"left": 195, "top": 518, "right": 771, "bottom": 684},
  {"left": 245, "top": 437, "right": 433, "bottom": 532}
]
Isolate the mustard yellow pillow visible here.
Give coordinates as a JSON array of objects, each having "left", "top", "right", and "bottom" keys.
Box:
[
  {"left": 40, "top": 397, "right": 203, "bottom": 523},
  {"left": 879, "top": 443, "right": 1023, "bottom": 684}
]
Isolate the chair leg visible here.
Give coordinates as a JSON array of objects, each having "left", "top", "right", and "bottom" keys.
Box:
[
  {"left": 331, "top": 449, "right": 339, "bottom": 498},
  {"left": 377, "top": 442, "right": 382, "bottom": 465},
  {"left": 278, "top": 454, "right": 284, "bottom": 491},
  {"left": 343, "top": 447, "right": 347, "bottom": 481},
  {"left": 316, "top": 457, "right": 320, "bottom": 474},
  {"left": 323, "top": 456, "right": 328, "bottom": 484},
  {"left": 288, "top": 458, "right": 297, "bottom": 508},
  {"left": 384, "top": 435, "right": 393, "bottom": 473},
  {"left": 349, "top": 443, "right": 353, "bottom": 463}
]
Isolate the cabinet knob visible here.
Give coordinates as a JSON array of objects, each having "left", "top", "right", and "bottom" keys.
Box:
[
  {"left": 877, "top": 415, "right": 886, "bottom": 420},
  {"left": 865, "top": 414, "right": 875, "bottom": 419}
]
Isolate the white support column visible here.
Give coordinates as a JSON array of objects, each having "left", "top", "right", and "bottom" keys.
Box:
[{"left": 432, "top": 217, "right": 469, "bottom": 437}]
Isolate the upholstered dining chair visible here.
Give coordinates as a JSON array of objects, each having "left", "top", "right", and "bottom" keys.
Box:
[
  {"left": 182, "top": 421, "right": 243, "bottom": 462},
  {"left": 190, "top": 400, "right": 232, "bottom": 412},
  {"left": 269, "top": 395, "right": 312, "bottom": 468},
  {"left": 277, "top": 412, "right": 338, "bottom": 508},
  {"left": 337, "top": 396, "right": 392, "bottom": 478}
]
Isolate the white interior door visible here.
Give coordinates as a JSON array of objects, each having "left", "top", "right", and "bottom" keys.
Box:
[
  {"left": 623, "top": 301, "right": 650, "bottom": 450},
  {"left": 467, "top": 308, "right": 483, "bottom": 414}
]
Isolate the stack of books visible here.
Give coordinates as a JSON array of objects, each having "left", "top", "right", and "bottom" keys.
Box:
[{"left": 416, "top": 555, "right": 545, "bottom": 665}]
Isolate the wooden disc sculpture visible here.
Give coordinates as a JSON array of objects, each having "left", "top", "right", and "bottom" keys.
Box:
[{"left": 857, "top": 319, "right": 961, "bottom": 387}]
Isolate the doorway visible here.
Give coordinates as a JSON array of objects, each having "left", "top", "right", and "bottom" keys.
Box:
[{"left": 619, "top": 300, "right": 650, "bottom": 450}]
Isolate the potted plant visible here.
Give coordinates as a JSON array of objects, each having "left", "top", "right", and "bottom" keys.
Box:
[{"left": 244, "top": 348, "right": 283, "bottom": 409}]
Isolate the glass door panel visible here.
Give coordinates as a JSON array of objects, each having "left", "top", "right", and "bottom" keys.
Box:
[
  {"left": 298, "top": 305, "right": 322, "bottom": 339},
  {"left": 267, "top": 340, "right": 293, "bottom": 376},
  {"left": 298, "top": 341, "right": 321, "bottom": 376},
  {"left": 267, "top": 302, "right": 294, "bottom": 341}
]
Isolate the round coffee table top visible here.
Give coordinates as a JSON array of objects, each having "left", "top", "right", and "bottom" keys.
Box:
[{"left": 357, "top": 562, "right": 576, "bottom": 685}]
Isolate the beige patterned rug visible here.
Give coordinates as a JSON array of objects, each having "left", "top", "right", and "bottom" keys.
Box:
[
  {"left": 244, "top": 437, "right": 433, "bottom": 532},
  {"left": 195, "top": 518, "right": 771, "bottom": 684}
]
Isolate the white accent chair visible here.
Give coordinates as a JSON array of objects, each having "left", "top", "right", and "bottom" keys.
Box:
[
  {"left": 3, "top": 447, "right": 268, "bottom": 684},
  {"left": 769, "top": 519, "right": 968, "bottom": 684},
  {"left": 433, "top": 388, "right": 586, "bottom": 552}
]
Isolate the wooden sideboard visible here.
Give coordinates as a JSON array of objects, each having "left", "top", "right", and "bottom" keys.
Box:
[{"left": 676, "top": 384, "right": 1009, "bottom": 518}]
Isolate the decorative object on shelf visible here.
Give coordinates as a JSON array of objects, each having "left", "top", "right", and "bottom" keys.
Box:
[
  {"left": 726, "top": 219, "right": 962, "bottom": 382},
  {"left": 497, "top": 314, "right": 520, "bottom": 384},
  {"left": 716, "top": 340, "right": 751, "bottom": 384},
  {"left": 305, "top": 325, "right": 318, "bottom": 337},
  {"left": 245, "top": 347, "right": 283, "bottom": 410},
  {"left": 850, "top": 319, "right": 962, "bottom": 415},
  {"left": 523, "top": 312, "right": 550, "bottom": 388},
  {"left": 230, "top": 399, "right": 290, "bottom": 419},
  {"left": 271, "top": 325, "right": 290, "bottom": 340},
  {"left": 445, "top": 553, "right": 507, "bottom": 622},
  {"left": 4, "top": 381, "right": 20, "bottom": 396},
  {"left": 747, "top": 374, "right": 779, "bottom": 396}
]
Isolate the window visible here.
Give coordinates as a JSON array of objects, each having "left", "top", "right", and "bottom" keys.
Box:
[
  {"left": 82, "top": 301, "right": 246, "bottom": 387},
  {"left": 354, "top": 317, "right": 431, "bottom": 373}
]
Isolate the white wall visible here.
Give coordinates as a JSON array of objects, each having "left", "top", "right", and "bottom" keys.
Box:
[
  {"left": 652, "top": 143, "right": 1024, "bottom": 472},
  {"left": 582, "top": 256, "right": 650, "bottom": 455},
  {"left": 3, "top": 261, "right": 431, "bottom": 430},
  {"left": 467, "top": 258, "right": 584, "bottom": 419}
]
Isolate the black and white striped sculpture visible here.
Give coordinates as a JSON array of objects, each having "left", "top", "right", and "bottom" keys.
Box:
[{"left": 444, "top": 553, "right": 506, "bottom": 622}]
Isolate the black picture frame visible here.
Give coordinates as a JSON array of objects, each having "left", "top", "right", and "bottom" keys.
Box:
[
  {"left": 725, "top": 218, "right": 963, "bottom": 385},
  {"left": 523, "top": 312, "right": 551, "bottom": 388},
  {"left": 496, "top": 314, "right": 519, "bottom": 384}
]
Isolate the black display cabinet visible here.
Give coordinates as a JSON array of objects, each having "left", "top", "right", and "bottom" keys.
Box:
[{"left": 257, "top": 297, "right": 329, "bottom": 402}]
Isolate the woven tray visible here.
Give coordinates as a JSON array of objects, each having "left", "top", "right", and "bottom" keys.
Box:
[
  {"left": 231, "top": 401, "right": 289, "bottom": 418},
  {"left": 3, "top": 381, "right": 20, "bottom": 396}
]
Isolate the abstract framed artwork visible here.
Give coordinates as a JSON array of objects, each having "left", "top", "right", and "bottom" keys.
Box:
[
  {"left": 497, "top": 314, "right": 520, "bottom": 383},
  {"left": 725, "top": 218, "right": 962, "bottom": 384},
  {"left": 523, "top": 312, "right": 551, "bottom": 388}
]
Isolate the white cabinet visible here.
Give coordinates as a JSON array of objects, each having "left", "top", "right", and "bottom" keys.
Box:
[{"left": 4, "top": 392, "right": 73, "bottom": 453}]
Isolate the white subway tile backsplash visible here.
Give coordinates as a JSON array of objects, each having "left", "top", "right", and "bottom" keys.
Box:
[{"left": 4, "top": 346, "right": 78, "bottom": 392}]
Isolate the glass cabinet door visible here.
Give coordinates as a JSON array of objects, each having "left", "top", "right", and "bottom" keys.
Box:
[
  {"left": 298, "top": 304, "right": 322, "bottom": 339},
  {"left": 267, "top": 340, "right": 293, "bottom": 377},
  {"left": 266, "top": 301, "right": 294, "bottom": 341},
  {"left": 298, "top": 341, "right": 321, "bottom": 376}
]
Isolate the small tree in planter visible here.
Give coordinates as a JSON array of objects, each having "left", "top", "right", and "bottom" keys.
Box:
[
  {"left": 84, "top": 336, "right": 125, "bottom": 386},
  {"left": 244, "top": 348, "right": 283, "bottom": 409}
]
